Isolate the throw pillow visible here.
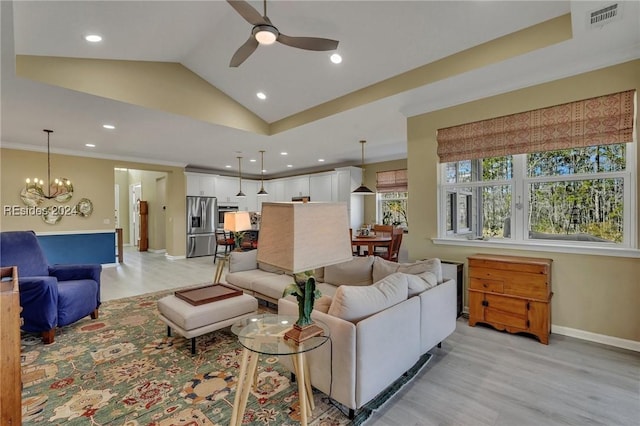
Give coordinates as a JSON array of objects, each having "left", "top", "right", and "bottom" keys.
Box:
[
  {"left": 314, "top": 295, "right": 333, "bottom": 313},
  {"left": 328, "top": 272, "right": 408, "bottom": 323},
  {"left": 372, "top": 257, "right": 443, "bottom": 284},
  {"left": 405, "top": 271, "right": 438, "bottom": 297},
  {"left": 228, "top": 249, "right": 258, "bottom": 273},
  {"left": 324, "top": 256, "right": 374, "bottom": 286}
]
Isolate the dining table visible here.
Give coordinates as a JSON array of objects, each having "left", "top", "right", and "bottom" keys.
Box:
[{"left": 352, "top": 232, "right": 392, "bottom": 256}]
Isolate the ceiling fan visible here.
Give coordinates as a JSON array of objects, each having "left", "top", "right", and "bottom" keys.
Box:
[{"left": 227, "top": 0, "right": 339, "bottom": 67}]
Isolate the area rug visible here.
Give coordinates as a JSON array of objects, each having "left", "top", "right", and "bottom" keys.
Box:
[{"left": 20, "top": 287, "right": 432, "bottom": 425}]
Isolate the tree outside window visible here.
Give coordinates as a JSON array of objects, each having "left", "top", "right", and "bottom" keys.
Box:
[{"left": 379, "top": 192, "right": 408, "bottom": 228}]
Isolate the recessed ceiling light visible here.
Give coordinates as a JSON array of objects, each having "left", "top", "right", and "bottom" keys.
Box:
[
  {"left": 225, "top": 165, "right": 232, "bottom": 168},
  {"left": 318, "top": 158, "right": 325, "bottom": 162},
  {"left": 102, "top": 124, "right": 115, "bottom": 130},
  {"left": 330, "top": 53, "right": 342, "bottom": 64},
  {"left": 256, "top": 92, "right": 267, "bottom": 100},
  {"left": 249, "top": 158, "right": 257, "bottom": 162},
  {"left": 85, "top": 143, "right": 96, "bottom": 148},
  {"left": 85, "top": 34, "right": 102, "bottom": 43},
  {"left": 287, "top": 164, "right": 293, "bottom": 168},
  {"left": 281, "top": 152, "right": 288, "bottom": 156},
  {"left": 262, "top": 169, "right": 266, "bottom": 173}
]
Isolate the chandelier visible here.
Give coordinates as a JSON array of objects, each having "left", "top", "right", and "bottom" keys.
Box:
[{"left": 22, "top": 129, "right": 73, "bottom": 206}]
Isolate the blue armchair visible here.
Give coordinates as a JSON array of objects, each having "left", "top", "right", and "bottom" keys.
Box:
[{"left": 0, "top": 231, "right": 101, "bottom": 344}]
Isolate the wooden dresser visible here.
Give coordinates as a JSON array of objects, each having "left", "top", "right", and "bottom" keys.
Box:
[
  {"left": 0, "top": 266, "right": 22, "bottom": 425},
  {"left": 468, "top": 254, "right": 553, "bottom": 344}
]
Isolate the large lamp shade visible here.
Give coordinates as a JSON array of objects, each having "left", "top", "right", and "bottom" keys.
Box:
[
  {"left": 257, "top": 202, "right": 353, "bottom": 273},
  {"left": 223, "top": 211, "right": 252, "bottom": 233}
]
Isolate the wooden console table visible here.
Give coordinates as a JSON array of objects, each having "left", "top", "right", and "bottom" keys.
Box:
[
  {"left": 0, "top": 266, "right": 22, "bottom": 425},
  {"left": 468, "top": 254, "right": 552, "bottom": 344}
]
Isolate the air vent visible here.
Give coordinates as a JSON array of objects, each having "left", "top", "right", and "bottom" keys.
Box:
[{"left": 587, "top": 3, "right": 621, "bottom": 29}]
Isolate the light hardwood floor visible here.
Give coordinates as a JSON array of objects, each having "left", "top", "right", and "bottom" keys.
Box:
[
  {"left": 101, "top": 246, "right": 218, "bottom": 301},
  {"left": 101, "top": 247, "right": 640, "bottom": 426}
]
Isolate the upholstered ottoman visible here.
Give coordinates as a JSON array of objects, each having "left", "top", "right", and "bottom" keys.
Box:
[{"left": 157, "top": 293, "right": 258, "bottom": 354}]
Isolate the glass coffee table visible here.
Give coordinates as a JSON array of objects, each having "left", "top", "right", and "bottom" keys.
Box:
[{"left": 229, "top": 314, "right": 329, "bottom": 426}]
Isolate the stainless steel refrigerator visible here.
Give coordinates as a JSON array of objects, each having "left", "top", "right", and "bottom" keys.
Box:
[{"left": 186, "top": 196, "right": 218, "bottom": 258}]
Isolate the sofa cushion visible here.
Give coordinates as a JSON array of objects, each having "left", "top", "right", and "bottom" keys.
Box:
[
  {"left": 224, "top": 269, "right": 266, "bottom": 291},
  {"left": 324, "top": 256, "right": 374, "bottom": 286},
  {"left": 373, "top": 257, "right": 443, "bottom": 284},
  {"left": 258, "top": 274, "right": 298, "bottom": 301},
  {"left": 328, "top": 272, "right": 408, "bottom": 323},
  {"left": 405, "top": 272, "right": 438, "bottom": 297},
  {"left": 229, "top": 250, "right": 258, "bottom": 273}
]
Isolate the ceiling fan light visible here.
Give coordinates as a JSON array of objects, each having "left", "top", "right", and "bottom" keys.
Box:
[{"left": 253, "top": 25, "right": 277, "bottom": 45}]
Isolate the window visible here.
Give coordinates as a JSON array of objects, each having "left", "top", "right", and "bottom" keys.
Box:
[
  {"left": 441, "top": 144, "right": 633, "bottom": 247},
  {"left": 376, "top": 170, "right": 408, "bottom": 229},
  {"left": 378, "top": 191, "right": 408, "bottom": 228},
  {"left": 436, "top": 90, "right": 636, "bottom": 251}
]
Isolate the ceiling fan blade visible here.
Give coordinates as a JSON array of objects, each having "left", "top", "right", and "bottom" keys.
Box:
[
  {"left": 227, "top": 0, "right": 266, "bottom": 26},
  {"left": 230, "top": 36, "right": 259, "bottom": 67},
  {"left": 277, "top": 34, "right": 339, "bottom": 51}
]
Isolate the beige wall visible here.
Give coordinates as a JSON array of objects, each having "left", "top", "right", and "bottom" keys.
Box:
[
  {"left": 1, "top": 149, "right": 186, "bottom": 256},
  {"left": 407, "top": 60, "right": 640, "bottom": 342}
]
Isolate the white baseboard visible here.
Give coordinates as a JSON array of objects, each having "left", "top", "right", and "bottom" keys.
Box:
[
  {"left": 165, "top": 253, "right": 186, "bottom": 260},
  {"left": 551, "top": 325, "right": 640, "bottom": 352},
  {"left": 462, "top": 306, "right": 639, "bottom": 352},
  {"left": 148, "top": 249, "right": 166, "bottom": 254},
  {"left": 101, "top": 263, "right": 119, "bottom": 268}
]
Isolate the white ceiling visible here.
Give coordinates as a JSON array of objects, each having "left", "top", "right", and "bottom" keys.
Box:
[{"left": 2, "top": 1, "right": 639, "bottom": 178}]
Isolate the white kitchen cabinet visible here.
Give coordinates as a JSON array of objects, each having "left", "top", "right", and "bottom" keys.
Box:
[
  {"left": 335, "top": 167, "right": 364, "bottom": 229},
  {"left": 185, "top": 173, "right": 216, "bottom": 197},
  {"left": 309, "top": 172, "right": 334, "bottom": 202},
  {"left": 269, "top": 180, "right": 285, "bottom": 202},
  {"left": 239, "top": 181, "right": 259, "bottom": 212},
  {"left": 215, "top": 176, "right": 241, "bottom": 203},
  {"left": 283, "top": 176, "right": 310, "bottom": 200}
]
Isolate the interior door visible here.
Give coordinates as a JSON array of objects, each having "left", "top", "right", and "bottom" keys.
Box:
[{"left": 130, "top": 183, "right": 142, "bottom": 247}]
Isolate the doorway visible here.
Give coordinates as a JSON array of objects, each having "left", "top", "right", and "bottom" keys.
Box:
[{"left": 155, "top": 176, "right": 167, "bottom": 250}]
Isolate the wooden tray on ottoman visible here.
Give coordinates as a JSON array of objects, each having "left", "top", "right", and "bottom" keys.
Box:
[{"left": 175, "top": 284, "right": 242, "bottom": 306}]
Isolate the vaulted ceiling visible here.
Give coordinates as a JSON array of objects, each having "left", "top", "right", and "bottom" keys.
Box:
[{"left": 2, "top": 1, "right": 638, "bottom": 178}]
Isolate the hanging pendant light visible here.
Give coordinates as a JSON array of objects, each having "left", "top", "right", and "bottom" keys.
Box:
[
  {"left": 352, "top": 140, "right": 375, "bottom": 195},
  {"left": 257, "top": 150, "right": 268, "bottom": 196},
  {"left": 236, "top": 156, "right": 246, "bottom": 198},
  {"left": 23, "top": 129, "right": 74, "bottom": 205}
]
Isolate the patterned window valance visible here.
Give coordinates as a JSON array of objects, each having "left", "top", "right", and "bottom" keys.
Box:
[
  {"left": 376, "top": 169, "right": 408, "bottom": 193},
  {"left": 436, "top": 90, "right": 636, "bottom": 163}
]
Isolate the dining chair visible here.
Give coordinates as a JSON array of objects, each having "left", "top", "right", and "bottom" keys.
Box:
[
  {"left": 372, "top": 224, "right": 394, "bottom": 256},
  {"left": 349, "top": 228, "right": 360, "bottom": 256},
  {"left": 378, "top": 228, "right": 404, "bottom": 262},
  {"left": 214, "top": 229, "right": 235, "bottom": 263},
  {"left": 379, "top": 229, "right": 403, "bottom": 262},
  {"left": 373, "top": 224, "right": 393, "bottom": 234}
]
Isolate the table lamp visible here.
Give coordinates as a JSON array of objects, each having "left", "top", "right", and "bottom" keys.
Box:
[
  {"left": 224, "top": 211, "right": 252, "bottom": 250},
  {"left": 257, "top": 201, "right": 353, "bottom": 343}
]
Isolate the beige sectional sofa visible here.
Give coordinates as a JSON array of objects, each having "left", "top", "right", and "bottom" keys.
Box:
[{"left": 224, "top": 250, "right": 457, "bottom": 416}]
